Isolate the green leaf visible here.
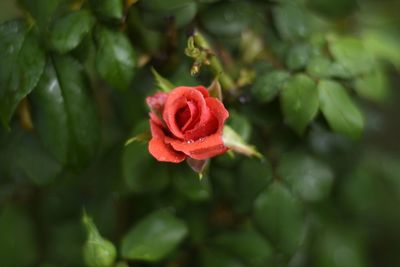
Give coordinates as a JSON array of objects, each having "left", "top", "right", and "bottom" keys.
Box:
[
  {"left": 278, "top": 152, "right": 334, "bottom": 202},
  {"left": 0, "top": 20, "right": 45, "bottom": 127},
  {"left": 318, "top": 80, "right": 364, "bottom": 139},
  {"left": 19, "top": 0, "right": 62, "bottom": 29},
  {"left": 122, "top": 134, "right": 170, "bottom": 193},
  {"left": 95, "top": 27, "right": 136, "bottom": 91},
  {"left": 341, "top": 152, "right": 400, "bottom": 220},
  {"left": 183, "top": 209, "right": 208, "bottom": 245},
  {"left": 122, "top": 149, "right": 163, "bottom": 190},
  {"left": 286, "top": 43, "right": 311, "bottom": 70},
  {"left": 140, "top": 0, "right": 198, "bottom": 29},
  {"left": 227, "top": 110, "right": 252, "bottom": 142},
  {"left": 200, "top": 2, "right": 253, "bottom": 37},
  {"left": 280, "top": 74, "right": 319, "bottom": 135},
  {"left": 47, "top": 221, "right": 85, "bottom": 266},
  {"left": 329, "top": 36, "right": 374, "bottom": 75},
  {"left": 121, "top": 210, "right": 188, "bottom": 262},
  {"left": 222, "top": 125, "right": 262, "bottom": 158},
  {"left": 140, "top": 0, "right": 195, "bottom": 11},
  {"left": 252, "top": 70, "right": 290, "bottom": 103},
  {"left": 151, "top": 68, "right": 175, "bottom": 92},
  {"left": 273, "top": 2, "right": 311, "bottom": 41},
  {"left": 201, "top": 248, "right": 245, "bottom": 267},
  {"left": 235, "top": 158, "right": 272, "bottom": 213},
  {"left": 213, "top": 226, "right": 273, "bottom": 267},
  {"left": 0, "top": 205, "right": 38, "bottom": 267},
  {"left": 306, "top": 56, "right": 332, "bottom": 78},
  {"left": 314, "top": 228, "right": 367, "bottom": 267},
  {"left": 90, "top": 0, "right": 123, "bottom": 20},
  {"left": 329, "top": 62, "right": 353, "bottom": 79},
  {"left": 31, "top": 56, "right": 100, "bottom": 167},
  {"left": 362, "top": 29, "right": 400, "bottom": 69},
  {"left": 209, "top": 167, "right": 236, "bottom": 200},
  {"left": 253, "top": 182, "right": 304, "bottom": 255},
  {"left": 49, "top": 10, "right": 95, "bottom": 53},
  {"left": 354, "top": 68, "right": 389, "bottom": 103},
  {"left": 140, "top": 2, "right": 198, "bottom": 29},
  {"left": 0, "top": 126, "right": 62, "bottom": 185},
  {"left": 173, "top": 167, "right": 212, "bottom": 202},
  {"left": 307, "top": 0, "right": 358, "bottom": 19}
]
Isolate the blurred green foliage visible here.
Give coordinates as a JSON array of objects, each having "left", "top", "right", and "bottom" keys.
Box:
[{"left": 1, "top": 0, "right": 400, "bottom": 266}]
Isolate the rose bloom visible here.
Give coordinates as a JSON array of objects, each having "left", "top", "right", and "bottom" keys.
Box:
[{"left": 146, "top": 86, "right": 229, "bottom": 163}]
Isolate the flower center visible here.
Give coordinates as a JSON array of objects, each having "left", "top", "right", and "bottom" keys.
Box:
[{"left": 175, "top": 100, "right": 199, "bottom": 132}]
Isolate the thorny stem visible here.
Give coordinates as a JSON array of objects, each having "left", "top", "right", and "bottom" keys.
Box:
[{"left": 191, "top": 32, "right": 237, "bottom": 94}]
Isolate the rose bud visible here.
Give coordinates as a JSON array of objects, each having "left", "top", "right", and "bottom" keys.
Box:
[
  {"left": 82, "top": 213, "right": 116, "bottom": 267},
  {"left": 146, "top": 86, "right": 229, "bottom": 163}
]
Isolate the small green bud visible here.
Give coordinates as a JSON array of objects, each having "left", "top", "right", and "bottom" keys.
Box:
[{"left": 82, "top": 212, "right": 117, "bottom": 267}]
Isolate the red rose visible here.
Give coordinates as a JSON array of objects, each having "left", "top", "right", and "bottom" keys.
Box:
[{"left": 146, "top": 86, "right": 229, "bottom": 163}]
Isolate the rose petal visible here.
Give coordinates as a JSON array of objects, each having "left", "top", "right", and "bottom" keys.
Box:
[
  {"left": 149, "top": 112, "right": 163, "bottom": 127},
  {"left": 178, "top": 100, "right": 201, "bottom": 132},
  {"left": 205, "top": 97, "right": 229, "bottom": 128},
  {"left": 176, "top": 105, "right": 191, "bottom": 128},
  {"left": 194, "top": 86, "right": 209, "bottom": 98},
  {"left": 184, "top": 114, "right": 218, "bottom": 141},
  {"left": 163, "top": 87, "right": 207, "bottom": 139},
  {"left": 146, "top": 92, "right": 168, "bottom": 113},
  {"left": 148, "top": 120, "right": 186, "bottom": 163},
  {"left": 149, "top": 139, "right": 186, "bottom": 163},
  {"left": 184, "top": 98, "right": 228, "bottom": 141},
  {"left": 166, "top": 133, "right": 228, "bottom": 160},
  {"left": 176, "top": 101, "right": 194, "bottom": 128}
]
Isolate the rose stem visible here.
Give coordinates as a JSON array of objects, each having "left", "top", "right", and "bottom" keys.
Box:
[{"left": 192, "top": 31, "right": 237, "bottom": 94}]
